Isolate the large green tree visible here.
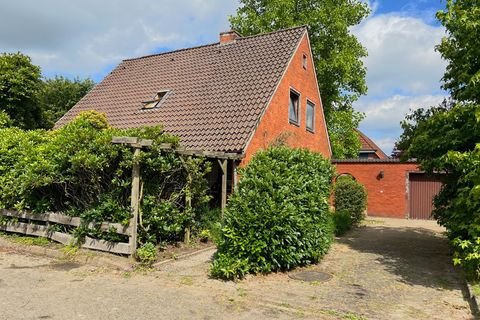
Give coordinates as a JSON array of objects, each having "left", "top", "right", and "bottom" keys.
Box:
[
  {"left": 229, "top": 0, "right": 370, "bottom": 158},
  {"left": 38, "top": 76, "right": 94, "bottom": 128},
  {"left": 436, "top": 0, "right": 480, "bottom": 103},
  {"left": 396, "top": 0, "right": 480, "bottom": 277},
  {"left": 0, "top": 52, "right": 43, "bottom": 129}
]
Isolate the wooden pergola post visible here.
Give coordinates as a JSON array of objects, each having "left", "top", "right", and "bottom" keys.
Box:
[
  {"left": 232, "top": 161, "right": 238, "bottom": 191},
  {"left": 218, "top": 159, "right": 228, "bottom": 217},
  {"left": 112, "top": 137, "right": 153, "bottom": 256},
  {"left": 129, "top": 148, "right": 141, "bottom": 254}
]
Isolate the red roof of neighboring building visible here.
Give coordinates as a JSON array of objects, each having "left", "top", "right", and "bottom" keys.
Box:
[
  {"left": 56, "top": 26, "right": 307, "bottom": 153},
  {"left": 356, "top": 129, "right": 388, "bottom": 159}
]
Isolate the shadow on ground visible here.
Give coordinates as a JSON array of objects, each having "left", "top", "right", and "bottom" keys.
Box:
[{"left": 338, "top": 225, "right": 464, "bottom": 292}]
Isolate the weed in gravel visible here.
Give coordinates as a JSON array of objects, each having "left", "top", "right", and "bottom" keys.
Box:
[
  {"left": 8, "top": 235, "right": 51, "bottom": 247},
  {"left": 236, "top": 287, "right": 247, "bottom": 297},
  {"left": 321, "top": 309, "right": 366, "bottom": 320},
  {"left": 180, "top": 276, "right": 194, "bottom": 286},
  {"left": 61, "top": 244, "right": 79, "bottom": 260}
]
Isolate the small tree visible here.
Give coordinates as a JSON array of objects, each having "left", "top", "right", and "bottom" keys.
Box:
[{"left": 334, "top": 176, "right": 367, "bottom": 225}]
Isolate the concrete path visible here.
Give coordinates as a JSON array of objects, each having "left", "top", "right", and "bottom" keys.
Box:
[{"left": 0, "top": 217, "right": 474, "bottom": 319}]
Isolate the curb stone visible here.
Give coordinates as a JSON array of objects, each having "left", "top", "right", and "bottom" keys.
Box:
[
  {"left": 153, "top": 245, "right": 216, "bottom": 269},
  {"left": 465, "top": 280, "right": 480, "bottom": 318}
]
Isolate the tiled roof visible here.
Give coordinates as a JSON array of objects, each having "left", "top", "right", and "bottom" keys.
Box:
[
  {"left": 356, "top": 129, "right": 388, "bottom": 159},
  {"left": 56, "top": 27, "right": 307, "bottom": 152}
]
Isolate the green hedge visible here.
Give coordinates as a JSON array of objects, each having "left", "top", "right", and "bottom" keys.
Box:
[
  {"left": 334, "top": 176, "right": 367, "bottom": 225},
  {"left": 0, "top": 111, "right": 211, "bottom": 245},
  {"left": 210, "top": 147, "right": 334, "bottom": 280}
]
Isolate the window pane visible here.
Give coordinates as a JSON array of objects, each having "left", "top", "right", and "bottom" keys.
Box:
[
  {"left": 289, "top": 91, "right": 299, "bottom": 123},
  {"left": 306, "top": 101, "right": 314, "bottom": 131}
]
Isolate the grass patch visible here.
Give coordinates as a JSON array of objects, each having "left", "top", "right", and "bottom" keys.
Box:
[
  {"left": 4, "top": 234, "right": 52, "bottom": 247},
  {"left": 321, "top": 309, "right": 367, "bottom": 320},
  {"left": 471, "top": 283, "right": 480, "bottom": 297}
]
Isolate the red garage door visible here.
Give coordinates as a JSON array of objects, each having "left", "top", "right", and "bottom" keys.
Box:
[{"left": 409, "top": 173, "right": 443, "bottom": 220}]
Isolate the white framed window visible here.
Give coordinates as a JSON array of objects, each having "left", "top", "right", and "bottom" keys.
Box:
[
  {"left": 306, "top": 100, "right": 315, "bottom": 132},
  {"left": 289, "top": 89, "right": 300, "bottom": 125},
  {"left": 302, "top": 53, "right": 307, "bottom": 69}
]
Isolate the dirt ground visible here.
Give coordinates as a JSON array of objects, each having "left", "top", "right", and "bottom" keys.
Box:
[{"left": 0, "top": 217, "right": 475, "bottom": 320}]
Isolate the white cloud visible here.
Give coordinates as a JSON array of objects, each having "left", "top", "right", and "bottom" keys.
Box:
[
  {"left": 0, "top": 0, "right": 239, "bottom": 78},
  {"left": 352, "top": 14, "right": 446, "bottom": 97},
  {"left": 357, "top": 94, "right": 447, "bottom": 153},
  {"left": 351, "top": 11, "right": 448, "bottom": 155}
]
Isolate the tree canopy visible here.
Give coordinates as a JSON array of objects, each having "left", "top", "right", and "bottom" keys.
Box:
[
  {"left": 0, "top": 52, "right": 43, "bottom": 129},
  {"left": 229, "top": 0, "right": 370, "bottom": 158},
  {"left": 38, "top": 76, "right": 94, "bottom": 128},
  {"left": 395, "top": 0, "right": 480, "bottom": 278},
  {"left": 0, "top": 52, "right": 94, "bottom": 130},
  {"left": 436, "top": 0, "right": 480, "bottom": 103}
]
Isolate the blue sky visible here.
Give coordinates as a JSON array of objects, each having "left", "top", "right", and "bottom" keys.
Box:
[{"left": 0, "top": 0, "right": 448, "bottom": 154}]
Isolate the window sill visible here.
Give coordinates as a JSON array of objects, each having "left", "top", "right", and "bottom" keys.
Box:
[
  {"left": 289, "top": 120, "right": 300, "bottom": 127},
  {"left": 306, "top": 128, "right": 315, "bottom": 134}
]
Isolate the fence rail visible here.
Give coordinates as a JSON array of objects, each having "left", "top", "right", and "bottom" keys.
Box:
[{"left": 0, "top": 209, "right": 132, "bottom": 255}]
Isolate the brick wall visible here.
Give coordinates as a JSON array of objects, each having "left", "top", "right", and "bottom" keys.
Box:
[
  {"left": 334, "top": 161, "right": 419, "bottom": 218},
  {"left": 242, "top": 33, "right": 331, "bottom": 165}
]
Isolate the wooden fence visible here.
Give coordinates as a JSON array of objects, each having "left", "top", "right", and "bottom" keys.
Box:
[{"left": 0, "top": 209, "right": 133, "bottom": 255}]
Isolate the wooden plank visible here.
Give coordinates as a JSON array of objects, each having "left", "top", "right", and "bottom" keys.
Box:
[
  {"left": 0, "top": 221, "right": 49, "bottom": 237},
  {"left": 85, "top": 222, "right": 131, "bottom": 236},
  {"left": 0, "top": 209, "right": 131, "bottom": 236},
  {"left": 0, "top": 221, "right": 129, "bottom": 254},
  {"left": 50, "top": 232, "right": 74, "bottom": 245},
  {"left": 47, "top": 212, "right": 81, "bottom": 226},
  {"left": 1, "top": 209, "right": 49, "bottom": 222},
  {"left": 112, "top": 136, "right": 153, "bottom": 148},
  {"left": 112, "top": 136, "right": 139, "bottom": 144},
  {"left": 82, "top": 236, "right": 131, "bottom": 255}
]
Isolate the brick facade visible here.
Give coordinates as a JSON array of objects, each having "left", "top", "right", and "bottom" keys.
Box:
[
  {"left": 242, "top": 34, "right": 331, "bottom": 165},
  {"left": 334, "top": 161, "right": 419, "bottom": 218}
]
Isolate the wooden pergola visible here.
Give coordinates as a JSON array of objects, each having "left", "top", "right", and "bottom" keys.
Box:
[{"left": 112, "top": 136, "right": 243, "bottom": 251}]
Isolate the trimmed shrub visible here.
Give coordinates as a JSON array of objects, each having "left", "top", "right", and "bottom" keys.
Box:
[
  {"left": 334, "top": 176, "right": 367, "bottom": 225},
  {"left": 332, "top": 210, "right": 352, "bottom": 236},
  {"left": 210, "top": 147, "right": 335, "bottom": 280}
]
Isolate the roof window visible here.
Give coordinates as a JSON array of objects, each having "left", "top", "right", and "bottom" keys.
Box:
[{"left": 141, "top": 90, "right": 170, "bottom": 109}]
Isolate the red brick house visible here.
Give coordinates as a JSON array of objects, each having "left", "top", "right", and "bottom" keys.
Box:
[{"left": 57, "top": 27, "right": 332, "bottom": 167}]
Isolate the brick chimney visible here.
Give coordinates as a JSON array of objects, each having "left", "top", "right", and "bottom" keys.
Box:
[{"left": 219, "top": 30, "right": 242, "bottom": 45}]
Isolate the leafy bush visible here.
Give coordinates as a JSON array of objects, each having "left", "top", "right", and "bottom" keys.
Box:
[
  {"left": 0, "top": 111, "right": 211, "bottom": 246},
  {"left": 332, "top": 210, "right": 352, "bottom": 236},
  {"left": 135, "top": 242, "right": 157, "bottom": 266},
  {"left": 211, "top": 147, "right": 334, "bottom": 280},
  {"left": 334, "top": 176, "right": 367, "bottom": 225}
]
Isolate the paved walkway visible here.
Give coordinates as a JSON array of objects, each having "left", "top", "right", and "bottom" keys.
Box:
[{"left": 0, "top": 217, "right": 474, "bottom": 319}]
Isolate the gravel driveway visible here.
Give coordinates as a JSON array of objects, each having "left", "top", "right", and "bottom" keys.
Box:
[{"left": 0, "top": 217, "right": 474, "bottom": 319}]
